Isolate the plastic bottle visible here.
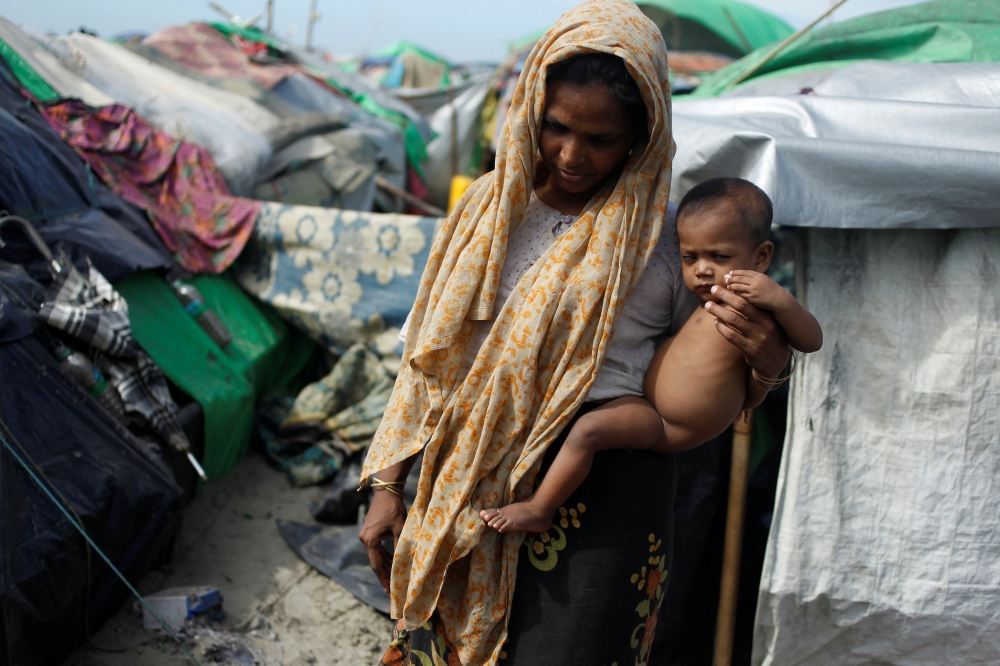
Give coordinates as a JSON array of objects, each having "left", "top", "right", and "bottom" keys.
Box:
[
  {"left": 171, "top": 280, "right": 233, "bottom": 349},
  {"left": 54, "top": 342, "right": 126, "bottom": 420}
]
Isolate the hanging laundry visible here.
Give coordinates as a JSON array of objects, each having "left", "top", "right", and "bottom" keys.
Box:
[{"left": 36, "top": 100, "right": 261, "bottom": 273}]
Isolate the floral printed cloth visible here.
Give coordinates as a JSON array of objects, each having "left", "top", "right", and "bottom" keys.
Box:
[
  {"left": 235, "top": 202, "right": 440, "bottom": 354},
  {"left": 37, "top": 100, "right": 261, "bottom": 274},
  {"left": 360, "top": 0, "right": 675, "bottom": 663}
]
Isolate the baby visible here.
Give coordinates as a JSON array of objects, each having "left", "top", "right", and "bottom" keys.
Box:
[{"left": 481, "top": 177, "right": 823, "bottom": 534}]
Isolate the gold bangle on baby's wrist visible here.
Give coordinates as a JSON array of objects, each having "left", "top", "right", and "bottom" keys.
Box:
[
  {"left": 368, "top": 477, "right": 405, "bottom": 498},
  {"left": 751, "top": 352, "right": 796, "bottom": 391}
]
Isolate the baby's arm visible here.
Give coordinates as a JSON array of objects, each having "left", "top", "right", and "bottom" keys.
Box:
[{"left": 724, "top": 271, "right": 823, "bottom": 353}]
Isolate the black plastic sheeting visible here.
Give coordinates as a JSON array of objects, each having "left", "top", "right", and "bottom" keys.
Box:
[
  {"left": 0, "top": 59, "right": 172, "bottom": 283},
  {"left": 0, "top": 267, "right": 184, "bottom": 665}
]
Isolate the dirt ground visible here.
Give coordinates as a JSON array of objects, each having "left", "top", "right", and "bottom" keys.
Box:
[{"left": 60, "top": 451, "right": 393, "bottom": 666}]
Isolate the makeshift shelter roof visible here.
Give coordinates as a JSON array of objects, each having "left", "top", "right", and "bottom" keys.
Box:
[
  {"left": 365, "top": 40, "right": 452, "bottom": 90},
  {"left": 507, "top": 0, "right": 791, "bottom": 58},
  {"left": 692, "top": 0, "right": 1000, "bottom": 97},
  {"left": 671, "top": 62, "right": 1000, "bottom": 230},
  {"left": 636, "top": 0, "right": 793, "bottom": 56}
]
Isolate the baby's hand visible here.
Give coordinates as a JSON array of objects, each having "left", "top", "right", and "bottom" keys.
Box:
[{"left": 723, "top": 270, "right": 788, "bottom": 311}]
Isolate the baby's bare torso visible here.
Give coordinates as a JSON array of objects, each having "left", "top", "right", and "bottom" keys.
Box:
[{"left": 644, "top": 305, "right": 749, "bottom": 447}]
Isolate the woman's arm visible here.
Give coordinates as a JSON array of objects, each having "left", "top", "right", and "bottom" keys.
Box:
[{"left": 359, "top": 453, "right": 419, "bottom": 593}]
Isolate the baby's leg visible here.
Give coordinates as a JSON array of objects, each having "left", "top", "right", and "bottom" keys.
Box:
[{"left": 481, "top": 396, "right": 663, "bottom": 533}]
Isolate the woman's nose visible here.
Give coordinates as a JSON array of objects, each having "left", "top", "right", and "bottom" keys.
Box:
[{"left": 560, "top": 137, "right": 586, "bottom": 167}]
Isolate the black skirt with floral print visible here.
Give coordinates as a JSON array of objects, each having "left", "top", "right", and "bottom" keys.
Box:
[{"left": 381, "top": 405, "right": 677, "bottom": 666}]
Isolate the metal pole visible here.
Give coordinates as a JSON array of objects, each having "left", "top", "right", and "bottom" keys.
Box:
[
  {"left": 713, "top": 412, "right": 754, "bottom": 666},
  {"left": 306, "top": 0, "right": 319, "bottom": 52},
  {"left": 724, "top": 0, "right": 849, "bottom": 90},
  {"left": 266, "top": 0, "right": 273, "bottom": 32}
]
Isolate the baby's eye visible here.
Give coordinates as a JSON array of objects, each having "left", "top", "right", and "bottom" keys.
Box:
[
  {"left": 681, "top": 255, "right": 696, "bottom": 262},
  {"left": 713, "top": 255, "right": 731, "bottom": 260}
]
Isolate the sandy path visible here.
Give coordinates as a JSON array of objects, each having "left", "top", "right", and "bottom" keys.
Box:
[{"left": 60, "top": 451, "right": 393, "bottom": 666}]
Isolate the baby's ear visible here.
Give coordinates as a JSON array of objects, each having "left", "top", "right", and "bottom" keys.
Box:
[{"left": 754, "top": 240, "right": 774, "bottom": 272}]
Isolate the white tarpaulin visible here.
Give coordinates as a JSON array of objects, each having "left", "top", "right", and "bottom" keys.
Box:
[
  {"left": 671, "top": 63, "right": 1000, "bottom": 230},
  {"left": 756, "top": 227, "right": 1000, "bottom": 665},
  {"left": 668, "top": 62, "right": 1000, "bottom": 666}
]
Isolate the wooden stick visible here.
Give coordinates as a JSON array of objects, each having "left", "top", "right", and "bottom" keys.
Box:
[
  {"left": 375, "top": 175, "right": 447, "bottom": 217},
  {"left": 713, "top": 412, "right": 754, "bottom": 666},
  {"left": 724, "top": 0, "right": 850, "bottom": 90}
]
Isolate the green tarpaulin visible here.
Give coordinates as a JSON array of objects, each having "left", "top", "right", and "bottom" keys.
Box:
[
  {"left": 692, "top": 0, "right": 1000, "bottom": 97},
  {"left": 508, "top": 0, "right": 792, "bottom": 57},
  {"left": 0, "top": 37, "right": 58, "bottom": 101},
  {"left": 636, "top": 0, "right": 793, "bottom": 56},
  {"left": 116, "top": 272, "right": 315, "bottom": 480}
]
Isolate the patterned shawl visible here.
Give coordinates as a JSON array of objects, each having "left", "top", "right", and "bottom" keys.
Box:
[{"left": 361, "top": 0, "right": 674, "bottom": 662}]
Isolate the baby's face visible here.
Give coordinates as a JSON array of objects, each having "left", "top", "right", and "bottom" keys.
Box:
[{"left": 677, "top": 207, "right": 762, "bottom": 302}]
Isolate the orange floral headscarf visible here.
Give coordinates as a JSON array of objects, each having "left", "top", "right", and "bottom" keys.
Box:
[{"left": 361, "top": 0, "right": 673, "bottom": 662}]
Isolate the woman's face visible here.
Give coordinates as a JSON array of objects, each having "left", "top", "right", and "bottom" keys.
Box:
[{"left": 539, "top": 80, "right": 636, "bottom": 201}]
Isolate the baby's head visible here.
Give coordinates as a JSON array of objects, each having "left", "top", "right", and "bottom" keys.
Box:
[{"left": 676, "top": 177, "right": 774, "bottom": 302}]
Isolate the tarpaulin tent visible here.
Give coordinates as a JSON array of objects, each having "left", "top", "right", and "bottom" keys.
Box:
[
  {"left": 0, "top": 64, "right": 171, "bottom": 283},
  {"left": 364, "top": 40, "right": 453, "bottom": 90},
  {"left": 692, "top": 0, "right": 1000, "bottom": 97},
  {"left": 670, "top": 61, "right": 1000, "bottom": 665},
  {"left": 0, "top": 39, "right": 316, "bottom": 480},
  {"left": 507, "top": 0, "right": 791, "bottom": 59},
  {"left": 0, "top": 263, "right": 184, "bottom": 666},
  {"left": 208, "top": 22, "right": 433, "bottom": 182},
  {"left": 636, "top": 0, "right": 793, "bottom": 57}
]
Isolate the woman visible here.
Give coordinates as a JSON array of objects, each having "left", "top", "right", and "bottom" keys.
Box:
[{"left": 360, "top": 1, "right": 789, "bottom": 664}]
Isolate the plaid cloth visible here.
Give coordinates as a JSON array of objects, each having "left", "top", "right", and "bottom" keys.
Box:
[{"left": 38, "top": 254, "right": 191, "bottom": 452}]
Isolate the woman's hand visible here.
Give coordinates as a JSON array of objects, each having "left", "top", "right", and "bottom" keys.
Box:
[
  {"left": 358, "top": 454, "right": 419, "bottom": 593},
  {"left": 359, "top": 488, "right": 408, "bottom": 593},
  {"left": 704, "top": 285, "right": 790, "bottom": 379}
]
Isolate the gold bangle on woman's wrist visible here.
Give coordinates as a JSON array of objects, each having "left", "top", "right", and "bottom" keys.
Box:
[
  {"left": 751, "top": 352, "right": 796, "bottom": 391},
  {"left": 369, "top": 477, "right": 405, "bottom": 498}
]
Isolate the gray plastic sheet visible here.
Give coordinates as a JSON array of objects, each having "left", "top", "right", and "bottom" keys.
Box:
[
  {"left": 671, "top": 63, "right": 1000, "bottom": 230},
  {"left": 754, "top": 227, "right": 1000, "bottom": 666}
]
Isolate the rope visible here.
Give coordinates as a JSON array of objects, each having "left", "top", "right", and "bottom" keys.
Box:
[{"left": 0, "top": 426, "right": 206, "bottom": 666}]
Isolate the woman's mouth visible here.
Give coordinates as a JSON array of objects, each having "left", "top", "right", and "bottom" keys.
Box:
[{"left": 557, "top": 169, "right": 587, "bottom": 183}]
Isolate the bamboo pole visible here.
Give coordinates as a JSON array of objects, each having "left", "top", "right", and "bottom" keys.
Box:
[
  {"left": 713, "top": 411, "right": 754, "bottom": 666},
  {"left": 724, "top": 0, "right": 849, "bottom": 90}
]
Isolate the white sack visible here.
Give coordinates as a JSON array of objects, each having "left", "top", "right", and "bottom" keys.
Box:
[
  {"left": 0, "top": 18, "right": 112, "bottom": 107},
  {"left": 48, "top": 33, "right": 275, "bottom": 195}
]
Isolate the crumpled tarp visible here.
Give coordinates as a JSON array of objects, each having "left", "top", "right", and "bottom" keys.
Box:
[
  {"left": 235, "top": 203, "right": 440, "bottom": 355},
  {"left": 257, "top": 344, "right": 394, "bottom": 486},
  {"left": 37, "top": 99, "right": 261, "bottom": 273},
  {"left": 754, "top": 227, "right": 1000, "bottom": 666},
  {"left": 423, "top": 73, "right": 491, "bottom": 208},
  {"left": 693, "top": 0, "right": 1000, "bottom": 97},
  {"left": 0, "top": 265, "right": 183, "bottom": 665},
  {"left": 0, "top": 62, "right": 171, "bottom": 282},
  {"left": 143, "top": 22, "right": 296, "bottom": 89},
  {"left": 670, "top": 62, "right": 1000, "bottom": 230}
]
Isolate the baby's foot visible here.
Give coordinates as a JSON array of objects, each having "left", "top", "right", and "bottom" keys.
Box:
[{"left": 480, "top": 502, "right": 554, "bottom": 534}]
